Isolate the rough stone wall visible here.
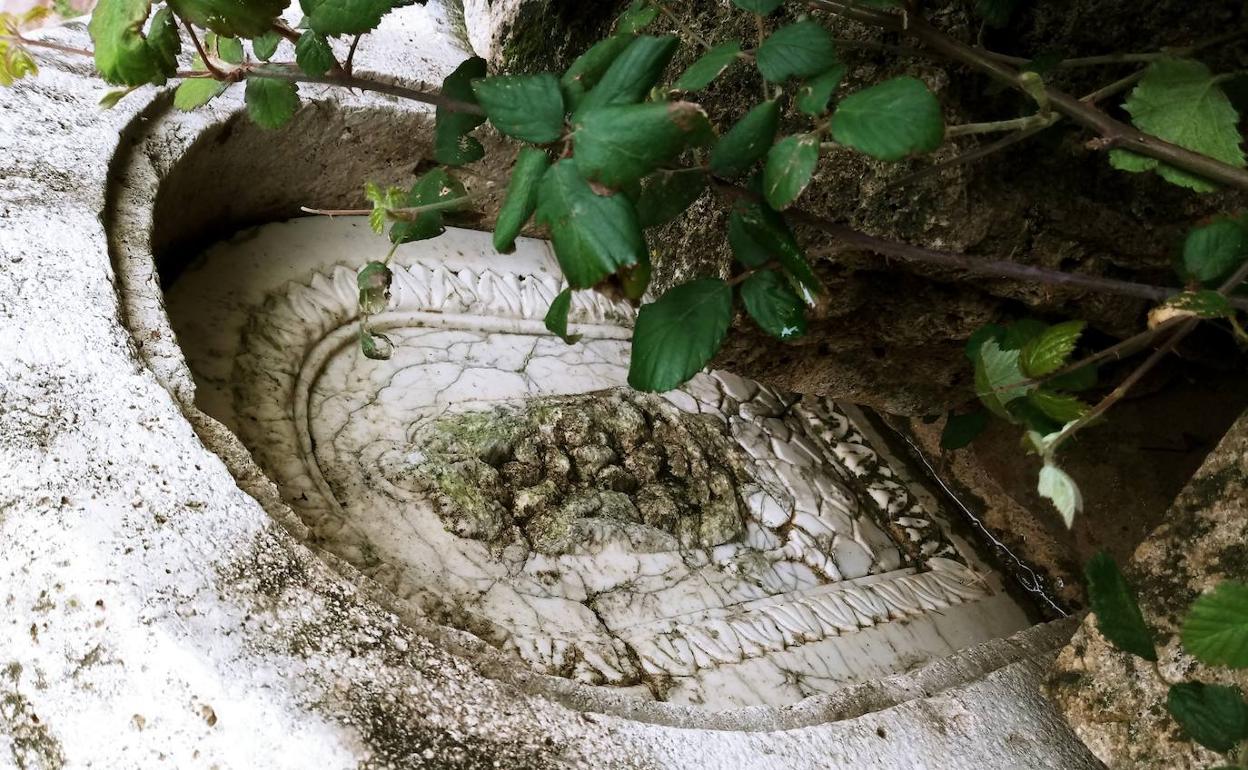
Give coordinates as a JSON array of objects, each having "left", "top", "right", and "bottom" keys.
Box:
[{"left": 1049, "top": 411, "right": 1248, "bottom": 768}]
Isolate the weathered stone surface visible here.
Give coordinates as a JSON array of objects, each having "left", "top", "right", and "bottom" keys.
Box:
[
  {"left": 1049, "top": 410, "right": 1248, "bottom": 768},
  {"left": 0, "top": 11, "right": 1103, "bottom": 768}
]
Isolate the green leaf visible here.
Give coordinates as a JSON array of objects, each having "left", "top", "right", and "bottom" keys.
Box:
[
  {"left": 1085, "top": 552, "right": 1157, "bottom": 661},
  {"left": 620, "top": 248, "right": 652, "bottom": 301},
  {"left": 1110, "top": 57, "right": 1246, "bottom": 192},
  {"left": 252, "top": 30, "right": 281, "bottom": 61},
  {"left": 710, "top": 100, "right": 781, "bottom": 178},
  {"left": 1020, "top": 320, "right": 1085, "bottom": 377},
  {"left": 974, "top": 339, "right": 1030, "bottom": 417},
  {"left": 830, "top": 77, "right": 944, "bottom": 161},
  {"left": 300, "top": 0, "right": 392, "bottom": 36},
  {"left": 98, "top": 86, "right": 136, "bottom": 108},
  {"left": 965, "top": 324, "right": 1004, "bottom": 361},
  {"left": 636, "top": 170, "right": 707, "bottom": 228},
  {"left": 0, "top": 39, "right": 39, "bottom": 87},
  {"left": 572, "top": 35, "right": 679, "bottom": 122},
  {"left": 364, "top": 181, "right": 405, "bottom": 234},
  {"left": 941, "top": 411, "right": 988, "bottom": 450},
  {"left": 628, "top": 278, "right": 733, "bottom": 392},
  {"left": 1160, "top": 290, "right": 1235, "bottom": 319},
  {"left": 1183, "top": 582, "right": 1248, "bottom": 669},
  {"left": 146, "top": 7, "right": 181, "bottom": 75},
  {"left": 1029, "top": 389, "right": 1089, "bottom": 423},
  {"left": 1167, "top": 682, "right": 1248, "bottom": 753},
  {"left": 215, "top": 35, "right": 244, "bottom": 65},
  {"left": 755, "top": 20, "right": 837, "bottom": 84},
  {"left": 740, "top": 269, "right": 806, "bottom": 340},
  {"left": 1001, "top": 318, "right": 1049, "bottom": 350},
  {"left": 472, "top": 74, "right": 565, "bottom": 144},
  {"left": 89, "top": 0, "right": 168, "bottom": 86},
  {"left": 295, "top": 30, "right": 335, "bottom": 76},
  {"left": 174, "top": 77, "right": 229, "bottom": 110},
  {"left": 357, "top": 261, "right": 392, "bottom": 315},
  {"left": 796, "top": 64, "right": 847, "bottom": 116},
  {"left": 560, "top": 35, "right": 633, "bottom": 113},
  {"left": 727, "top": 193, "right": 820, "bottom": 302},
  {"left": 167, "top": 0, "right": 288, "bottom": 38},
  {"left": 1184, "top": 218, "right": 1248, "bottom": 284},
  {"left": 389, "top": 167, "right": 468, "bottom": 245},
  {"left": 244, "top": 77, "right": 299, "bottom": 129},
  {"left": 435, "top": 56, "right": 488, "bottom": 166},
  {"left": 359, "top": 326, "right": 394, "bottom": 360},
  {"left": 616, "top": 0, "right": 657, "bottom": 34},
  {"left": 544, "top": 287, "right": 582, "bottom": 344},
  {"left": 731, "top": 0, "right": 783, "bottom": 13},
  {"left": 573, "top": 101, "right": 710, "bottom": 189},
  {"left": 1048, "top": 364, "right": 1098, "bottom": 392},
  {"left": 535, "top": 159, "right": 646, "bottom": 289},
  {"left": 674, "top": 41, "right": 741, "bottom": 92},
  {"left": 1008, "top": 397, "right": 1064, "bottom": 436},
  {"left": 763, "top": 133, "right": 819, "bottom": 210},
  {"left": 494, "top": 147, "right": 550, "bottom": 252}
]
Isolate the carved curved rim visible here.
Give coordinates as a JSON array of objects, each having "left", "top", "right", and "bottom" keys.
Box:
[{"left": 103, "top": 87, "right": 1048, "bottom": 732}]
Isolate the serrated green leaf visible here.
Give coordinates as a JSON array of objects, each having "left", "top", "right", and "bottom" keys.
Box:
[
  {"left": 560, "top": 35, "right": 633, "bottom": 113},
  {"left": 89, "top": 0, "right": 169, "bottom": 86},
  {"left": 494, "top": 147, "right": 549, "bottom": 252},
  {"left": 98, "top": 86, "right": 136, "bottom": 108},
  {"left": 740, "top": 269, "right": 806, "bottom": 341},
  {"left": 636, "top": 170, "right": 706, "bottom": 228},
  {"left": 216, "top": 35, "right": 244, "bottom": 64},
  {"left": 535, "top": 159, "right": 646, "bottom": 289},
  {"left": 389, "top": 167, "right": 468, "bottom": 244},
  {"left": 731, "top": 0, "right": 783, "bottom": 13},
  {"left": 674, "top": 40, "right": 741, "bottom": 92},
  {"left": 1039, "top": 463, "right": 1082, "bottom": 527},
  {"left": 364, "top": 181, "right": 405, "bottom": 234},
  {"left": 572, "top": 35, "right": 678, "bottom": 123},
  {"left": 435, "top": 56, "right": 488, "bottom": 166},
  {"left": 629, "top": 278, "right": 732, "bottom": 392},
  {"left": 1167, "top": 682, "right": 1248, "bottom": 752},
  {"left": 755, "top": 20, "right": 837, "bottom": 84},
  {"left": 830, "top": 77, "right": 944, "bottom": 161},
  {"left": 763, "top": 133, "right": 819, "bottom": 209},
  {"left": 0, "top": 39, "right": 39, "bottom": 87},
  {"left": 1085, "top": 552, "right": 1157, "bottom": 661},
  {"left": 974, "top": 339, "right": 1030, "bottom": 417},
  {"left": 941, "top": 410, "right": 988, "bottom": 450},
  {"left": 1111, "top": 57, "right": 1245, "bottom": 192},
  {"left": 252, "top": 30, "right": 281, "bottom": 61},
  {"left": 357, "top": 261, "right": 392, "bottom": 314},
  {"left": 472, "top": 74, "right": 565, "bottom": 143},
  {"left": 146, "top": 7, "right": 180, "bottom": 75},
  {"left": 1001, "top": 318, "right": 1049, "bottom": 350},
  {"left": 295, "top": 30, "right": 335, "bottom": 76},
  {"left": 1183, "top": 582, "right": 1248, "bottom": 669},
  {"left": 300, "top": 0, "right": 391, "bottom": 36},
  {"left": 168, "top": 0, "right": 288, "bottom": 38},
  {"left": 1007, "top": 397, "right": 1065, "bottom": 436},
  {"left": 710, "top": 100, "right": 781, "bottom": 178},
  {"left": 1161, "top": 290, "right": 1235, "bottom": 319},
  {"left": 965, "top": 324, "right": 1004, "bottom": 361},
  {"left": 1184, "top": 218, "right": 1248, "bottom": 284},
  {"left": 543, "top": 287, "right": 581, "bottom": 344},
  {"left": 573, "top": 101, "right": 710, "bottom": 189},
  {"left": 244, "top": 77, "right": 299, "bottom": 129},
  {"left": 1029, "top": 389, "right": 1089, "bottom": 423},
  {"left": 796, "top": 64, "right": 846, "bottom": 116},
  {"left": 173, "top": 77, "right": 229, "bottom": 110},
  {"left": 1020, "top": 320, "right": 1085, "bottom": 377},
  {"left": 616, "top": 0, "right": 657, "bottom": 34},
  {"left": 727, "top": 192, "right": 820, "bottom": 301}
]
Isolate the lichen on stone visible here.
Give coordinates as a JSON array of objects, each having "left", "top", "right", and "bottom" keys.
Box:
[{"left": 401, "top": 388, "right": 751, "bottom": 553}]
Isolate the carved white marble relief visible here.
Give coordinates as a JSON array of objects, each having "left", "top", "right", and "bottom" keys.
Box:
[{"left": 166, "top": 218, "right": 1029, "bottom": 709}]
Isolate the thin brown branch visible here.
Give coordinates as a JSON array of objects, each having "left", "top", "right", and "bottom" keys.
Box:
[
  {"left": 182, "top": 18, "right": 231, "bottom": 80},
  {"left": 248, "top": 63, "right": 484, "bottom": 114},
  {"left": 809, "top": 2, "right": 1248, "bottom": 192},
  {"left": 344, "top": 34, "right": 362, "bottom": 75},
  {"left": 0, "top": 34, "right": 93, "bottom": 58},
  {"left": 883, "top": 118, "right": 1056, "bottom": 190},
  {"left": 945, "top": 114, "right": 1052, "bottom": 137}
]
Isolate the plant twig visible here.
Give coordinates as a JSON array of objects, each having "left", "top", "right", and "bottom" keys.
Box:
[
  {"left": 0, "top": 33, "right": 93, "bottom": 58},
  {"left": 344, "top": 33, "right": 362, "bottom": 75},
  {"left": 301, "top": 190, "right": 492, "bottom": 221},
  {"left": 883, "top": 118, "right": 1057, "bottom": 189},
  {"left": 182, "top": 18, "right": 230, "bottom": 80},
  {"left": 248, "top": 63, "right": 484, "bottom": 114},
  {"left": 808, "top": 2, "right": 1248, "bottom": 192},
  {"left": 945, "top": 114, "right": 1052, "bottom": 137},
  {"left": 654, "top": 1, "right": 712, "bottom": 51}
]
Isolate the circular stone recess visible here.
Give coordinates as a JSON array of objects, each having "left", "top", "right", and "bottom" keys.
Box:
[{"left": 165, "top": 217, "right": 1031, "bottom": 710}]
